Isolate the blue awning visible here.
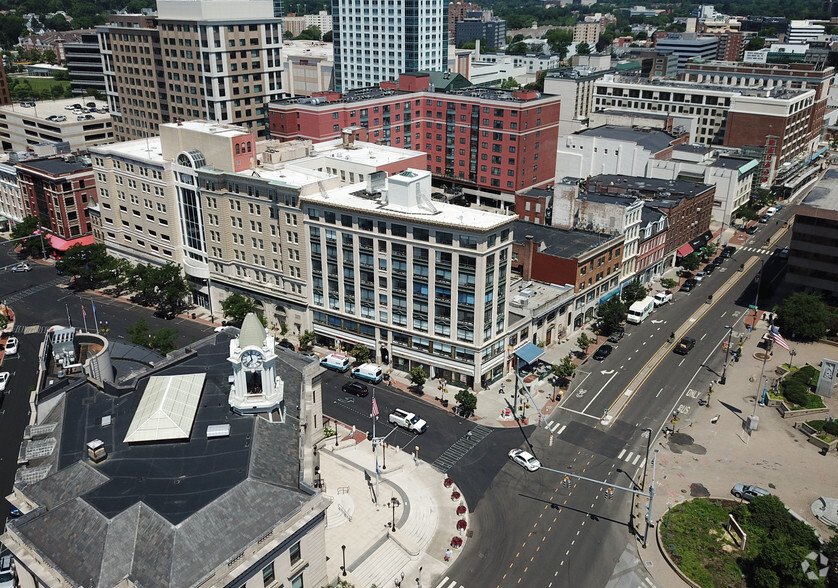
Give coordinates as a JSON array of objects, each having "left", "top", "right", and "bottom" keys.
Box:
[
  {"left": 808, "top": 146, "right": 828, "bottom": 163},
  {"left": 600, "top": 288, "right": 620, "bottom": 304},
  {"left": 513, "top": 342, "right": 545, "bottom": 366}
]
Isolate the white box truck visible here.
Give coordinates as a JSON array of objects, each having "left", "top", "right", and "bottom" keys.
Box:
[
  {"left": 626, "top": 296, "right": 656, "bottom": 324},
  {"left": 320, "top": 353, "right": 351, "bottom": 372}
]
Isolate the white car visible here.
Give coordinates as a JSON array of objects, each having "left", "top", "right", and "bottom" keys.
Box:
[
  {"left": 0, "top": 554, "right": 13, "bottom": 588},
  {"left": 508, "top": 448, "right": 541, "bottom": 471},
  {"left": 0, "top": 372, "right": 9, "bottom": 392},
  {"left": 694, "top": 271, "right": 707, "bottom": 282},
  {"left": 5, "top": 337, "right": 18, "bottom": 355},
  {"left": 11, "top": 262, "right": 31, "bottom": 272}
]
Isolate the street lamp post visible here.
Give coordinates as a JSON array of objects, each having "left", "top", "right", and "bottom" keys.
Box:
[
  {"left": 389, "top": 497, "right": 400, "bottom": 532},
  {"left": 720, "top": 325, "right": 733, "bottom": 385},
  {"left": 341, "top": 544, "right": 347, "bottom": 576},
  {"left": 641, "top": 427, "right": 652, "bottom": 491},
  {"left": 382, "top": 442, "right": 387, "bottom": 470},
  {"left": 334, "top": 419, "right": 339, "bottom": 447},
  {"left": 642, "top": 449, "right": 659, "bottom": 548}
]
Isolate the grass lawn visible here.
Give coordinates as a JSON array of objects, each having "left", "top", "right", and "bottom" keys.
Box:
[{"left": 660, "top": 498, "right": 754, "bottom": 588}]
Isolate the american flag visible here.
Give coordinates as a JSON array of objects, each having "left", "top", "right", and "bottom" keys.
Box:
[
  {"left": 81, "top": 304, "right": 87, "bottom": 318},
  {"left": 371, "top": 397, "right": 379, "bottom": 417},
  {"left": 770, "top": 326, "right": 790, "bottom": 351}
]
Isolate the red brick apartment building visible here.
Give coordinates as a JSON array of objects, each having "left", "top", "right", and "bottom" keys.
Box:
[
  {"left": 16, "top": 156, "right": 97, "bottom": 245},
  {"left": 268, "top": 73, "right": 561, "bottom": 202}
]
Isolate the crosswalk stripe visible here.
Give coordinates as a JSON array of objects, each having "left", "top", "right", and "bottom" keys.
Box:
[
  {"left": 434, "top": 577, "right": 462, "bottom": 588},
  {"left": 624, "top": 451, "right": 634, "bottom": 463},
  {"left": 618, "top": 449, "right": 626, "bottom": 459},
  {"left": 638, "top": 458, "right": 646, "bottom": 469},
  {"left": 631, "top": 454, "right": 642, "bottom": 466},
  {"left": 557, "top": 424, "right": 566, "bottom": 435},
  {"left": 549, "top": 421, "right": 561, "bottom": 433}
]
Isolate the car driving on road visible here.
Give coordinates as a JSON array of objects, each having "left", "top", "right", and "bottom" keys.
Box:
[
  {"left": 341, "top": 381, "right": 369, "bottom": 397},
  {"left": 11, "top": 262, "right": 31, "bottom": 272},
  {"left": 508, "top": 448, "right": 541, "bottom": 471},
  {"left": 673, "top": 337, "right": 696, "bottom": 355}
]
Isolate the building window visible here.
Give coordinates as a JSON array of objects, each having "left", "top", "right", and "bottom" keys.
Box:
[
  {"left": 262, "top": 563, "right": 275, "bottom": 586},
  {"left": 290, "top": 541, "right": 302, "bottom": 565}
]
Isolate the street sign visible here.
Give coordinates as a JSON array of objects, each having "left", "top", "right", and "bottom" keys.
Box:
[{"left": 748, "top": 305, "right": 758, "bottom": 309}]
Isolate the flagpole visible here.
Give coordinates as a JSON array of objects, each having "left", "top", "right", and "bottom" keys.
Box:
[
  {"left": 373, "top": 386, "right": 380, "bottom": 510},
  {"left": 81, "top": 303, "right": 89, "bottom": 333},
  {"left": 92, "top": 301, "right": 100, "bottom": 335}
]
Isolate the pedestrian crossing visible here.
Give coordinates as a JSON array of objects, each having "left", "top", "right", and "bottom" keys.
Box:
[
  {"left": 12, "top": 325, "right": 48, "bottom": 335},
  {"left": 431, "top": 424, "right": 492, "bottom": 473},
  {"left": 435, "top": 576, "right": 465, "bottom": 588},
  {"left": 738, "top": 246, "right": 773, "bottom": 255},
  {"left": 545, "top": 419, "right": 645, "bottom": 468}
]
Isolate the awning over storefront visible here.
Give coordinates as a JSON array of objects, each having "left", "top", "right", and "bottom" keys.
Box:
[
  {"left": 689, "top": 230, "right": 714, "bottom": 251},
  {"left": 48, "top": 234, "right": 95, "bottom": 252},
  {"left": 513, "top": 342, "right": 544, "bottom": 366},
  {"left": 676, "top": 243, "right": 693, "bottom": 257},
  {"left": 599, "top": 288, "right": 621, "bottom": 305}
]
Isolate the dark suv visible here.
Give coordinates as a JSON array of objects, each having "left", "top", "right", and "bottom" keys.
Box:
[
  {"left": 342, "top": 382, "right": 369, "bottom": 397},
  {"left": 674, "top": 336, "right": 696, "bottom": 355},
  {"left": 721, "top": 246, "right": 737, "bottom": 258}
]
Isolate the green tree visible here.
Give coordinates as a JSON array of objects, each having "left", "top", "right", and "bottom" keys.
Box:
[
  {"left": 57, "top": 243, "right": 114, "bottom": 289},
  {"left": 507, "top": 41, "right": 528, "bottom": 55},
  {"left": 149, "top": 327, "right": 178, "bottom": 354},
  {"left": 776, "top": 292, "right": 829, "bottom": 341},
  {"left": 745, "top": 36, "right": 766, "bottom": 51},
  {"left": 322, "top": 30, "right": 333, "bottom": 42},
  {"left": 596, "top": 297, "right": 626, "bottom": 334},
  {"left": 126, "top": 317, "right": 151, "bottom": 346},
  {"left": 500, "top": 76, "right": 519, "bottom": 89},
  {"left": 295, "top": 25, "right": 322, "bottom": 40},
  {"left": 551, "top": 356, "right": 576, "bottom": 386},
  {"left": 42, "top": 49, "right": 57, "bottom": 64},
  {"left": 751, "top": 188, "right": 773, "bottom": 208},
  {"left": 575, "top": 41, "right": 591, "bottom": 56},
  {"left": 621, "top": 280, "right": 647, "bottom": 305},
  {"left": 154, "top": 262, "right": 190, "bottom": 314},
  {"left": 576, "top": 333, "right": 593, "bottom": 354},
  {"left": 349, "top": 343, "right": 371, "bottom": 364},
  {"left": 680, "top": 252, "right": 701, "bottom": 272},
  {"left": 455, "top": 388, "right": 477, "bottom": 417},
  {"left": 660, "top": 278, "right": 677, "bottom": 291},
  {"left": 0, "top": 14, "right": 26, "bottom": 49},
  {"left": 409, "top": 366, "right": 426, "bottom": 390},
  {"left": 220, "top": 293, "right": 259, "bottom": 325},
  {"left": 9, "top": 216, "right": 41, "bottom": 257},
  {"left": 298, "top": 330, "right": 316, "bottom": 350}
]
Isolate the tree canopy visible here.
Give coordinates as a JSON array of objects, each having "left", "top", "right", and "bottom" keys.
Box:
[
  {"left": 776, "top": 292, "right": 830, "bottom": 341},
  {"left": 220, "top": 293, "right": 260, "bottom": 325},
  {"left": 621, "top": 280, "right": 647, "bottom": 305},
  {"left": 596, "top": 297, "right": 627, "bottom": 334}
]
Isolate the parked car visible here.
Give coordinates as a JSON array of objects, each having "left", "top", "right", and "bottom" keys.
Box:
[
  {"left": 721, "top": 246, "right": 737, "bottom": 258},
  {"left": 84, "top": 114, "right": 95, "bottom": 120},
  {"left": 607, "top": 326, "right": 625, "bottom": 343},
  {"left": 758, "top": 215, "right": 769, "bottom": 223},
  {"left": 0, "top": 554, "right": 13, "bottom": 588},
  {"left": 0, "top": 372, "right": 9, "bottom": 392},
  {"left": 508, "top": 448, "right": 541, "bottom": 471},
  {"left": 593, "top": 344, "right": 613, "bottom": 360},
  {"left": 694, "top": 271, "right": 707, "bottom": 282},
  {"left": 5, "top": 337, "right": 18, "bottom": 355},
  {"left": 703, "top": 264, "right": 715, "bottom": 275},
  {"left": 55, "top": 115, "right": 67, "bottom": 122},
  {"left": 11, "top": 262, "right": 31, "bottom": 272},
  {"left": 341, "top": 382, "right": 369, "bottom": 397},
  {"left": 745, "top": 225, "right": 759, "bottom": 235},
  {"left": 777, "top": 248, "right": 789, "bottom": 259},
  {"left": 276, "top": 339, "right": 295, "bottom": 351},
  {"left": 8, "top": 505, "right": 21, "bottom": 517},
  {"left": 711, "top": 256, "right": 724, "bottom": 267},
  {"left": 680, "top": 279, "right": 698, "bottom": 292},
  {"left": 731, "top": 483, "right": 770, "bottom": 501},
  {"left": 673, "top": 336, "right": 696, "bottom": 355}
]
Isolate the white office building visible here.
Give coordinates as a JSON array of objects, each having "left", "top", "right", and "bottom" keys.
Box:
[{"left": 332, "top": 0, "right": 447, "bottom": 92}]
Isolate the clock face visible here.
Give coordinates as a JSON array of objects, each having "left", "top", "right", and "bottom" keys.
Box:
[{"left": 241, "top": 349, "right": 263, "bottom": 369}]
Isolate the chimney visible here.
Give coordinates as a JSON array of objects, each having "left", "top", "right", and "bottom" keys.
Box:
[{"left": 522, "top": 235, "right": 535, "bottom": 281}]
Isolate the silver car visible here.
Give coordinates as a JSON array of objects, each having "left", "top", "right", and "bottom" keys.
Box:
[{"left": 731, "top": 483, "right": 770, "bottom": 501}]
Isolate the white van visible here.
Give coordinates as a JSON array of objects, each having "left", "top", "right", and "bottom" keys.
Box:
[
  {"left": 765, "top": 207, "right": 777, "bottom": 217},
  {"left": 351, "top": 363, "right": 383, "bottom": 383},
  {"left": 320, "top": 353, "right": 351, "bottom": 372}
]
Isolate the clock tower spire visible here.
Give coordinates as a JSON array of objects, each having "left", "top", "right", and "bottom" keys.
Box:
[{"left": 228, "top": 312, "right": 284, "bottom": 417}]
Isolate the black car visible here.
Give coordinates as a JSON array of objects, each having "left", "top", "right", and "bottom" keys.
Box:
[
  {"left": 342, "top": 382, "right": 369, "bottom": 397},
  {"left": 593, "top": 344, "right": 613, "bottom": 360},
  {"left": 721, "top": 246, "right": 736, "bottom": 258},
  {"left": 673, "top": 336, "right": 696, "bottom": 355},
  {"left": 680, "top": 278, "right": 698, "bottom": 292},
  {"left": 745, "top": 225, "right": 759, "bottom": 235},
  {"left": 277, "top": 339, "right": 295, "bottom": 351},
  {"left": 711, "top": 256, "right": 724, "bottom": 267},
  {"left": 703, "top": 264, "right": 715, "bottom": 274}
]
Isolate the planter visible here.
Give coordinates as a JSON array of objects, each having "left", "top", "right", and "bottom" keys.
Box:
[
  {"left": 456, "top": 519, "right": 467, "bottom": 531},
  {"left": 456, "top": 505, "right": 466, "bottom": 515},
  {"left": 451, "top": 491, "right": 461, "bottom": 500},
  {"left": 443, "top": 477, "right": 454, "bottom": 488},
  {"left": 451, "top": 536, "right": 463, "bottom": 548}
]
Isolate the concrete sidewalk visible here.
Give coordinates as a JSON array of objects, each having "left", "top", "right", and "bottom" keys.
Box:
[
  {"left": 318, "top": 423, "right": 467, "bottom": 588},
  {"left": 635, "top": 319, "right": 838, "bottom": 587}
]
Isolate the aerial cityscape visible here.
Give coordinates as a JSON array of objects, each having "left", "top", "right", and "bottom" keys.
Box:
[{"left": 0, "top": 0, "right": 838, "bottom": 587}]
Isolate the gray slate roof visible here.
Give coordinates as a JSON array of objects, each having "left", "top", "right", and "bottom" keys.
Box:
[
  {"left": 8, "top": 335, "right": 317, "bottom": 588},
  {"left": 512, "top": 220, "right": 620, "bottom": 259},
  {"left": 578, "top": 125, "right": 678, "bottom": 153}
]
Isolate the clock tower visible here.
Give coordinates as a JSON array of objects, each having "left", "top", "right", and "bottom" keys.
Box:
[{"left": 228, "top": 312, "right": 284, "bottom": 417}]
